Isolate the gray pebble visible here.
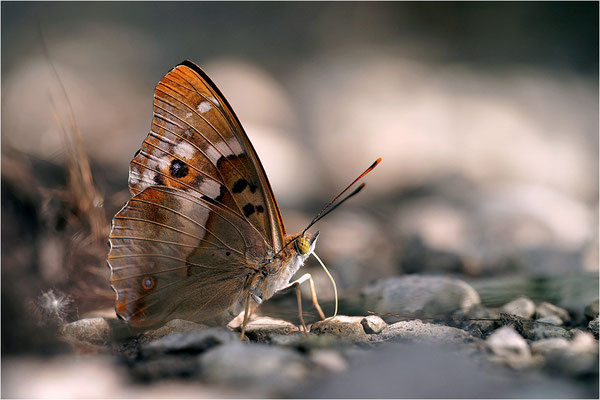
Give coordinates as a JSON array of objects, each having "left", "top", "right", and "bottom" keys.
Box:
[
  {"left": 141, "top": 328, "right": 238, "bottom": 358},
  {"left": 198, "top": 342, "right": 308, "bottom": 394},
  {"left": 530, "top": 337, "right": 570, "bottom": 357},
  {"left": 485, "top": 326, "right": 531, "bottom": 360},
  {"left": 522, "top": 321, "right": 571, "bottom": 341},
  {"left": 536, "top": 316, "right": 563, "bottom": 326},
  {"left": 308, "top": 349, "right": 348, "bottom": 373},
  {"left": 543, "top": 331, "right": 599, "bottom": 377},
  {"left": 371, "top": 319, "right": 476, "bottom": 345},
  {"left": 536, "top": 302, "right": 570, "bottom": 323},
  {"left": 501, "top": 297, "right": 536, "bottom": 319},
  {"left": 455, "top": 304, "right": 500, "bottom": 335},
  {"left": 60, "top": 318, "right": 111, "bottom": 344},
  {"left": 239, "top": 316, "right": 299, "bottom": 342},
  {"left": 141, "top": 319, "right": 209, "bottom": 343},
  {"left": 361, "top": 315, "right": 388, "bottom": 334},
  {"left": 310, "top": 316, "right": 368, "bottom": 341},
  {"left": 360, "top": 275, "right": 480, "bottom": 322}
]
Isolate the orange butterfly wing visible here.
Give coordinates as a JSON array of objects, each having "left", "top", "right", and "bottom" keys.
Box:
[
  {"left": 108, "top": 61, "right": 286, "bottom": 326},
  {"left": 128, "top": 60, "right": 285, "bottom": 250}
]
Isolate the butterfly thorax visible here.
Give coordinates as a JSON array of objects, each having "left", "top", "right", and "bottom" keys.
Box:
[{"left": 249, "top": 232, "right": 318, "bottom": 302}]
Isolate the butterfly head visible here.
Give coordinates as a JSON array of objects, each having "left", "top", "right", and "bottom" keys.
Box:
[{"left": 295, "top": 231, "right": 319, "bottom": 258}]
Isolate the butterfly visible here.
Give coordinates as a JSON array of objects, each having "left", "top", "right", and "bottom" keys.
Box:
[{"left": 107, "top": 60, "right": 380, "bottom": 336}]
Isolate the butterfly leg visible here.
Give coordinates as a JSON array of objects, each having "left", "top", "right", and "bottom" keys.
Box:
[
  {"left": 239, "top": 293, "right": 251, "bottom": 341},
  {"left": 292, "top": 282, "right": 309, "bottom": 336},
  {"left": 284, "top": 273, "right": 326, "bottom": 321}
]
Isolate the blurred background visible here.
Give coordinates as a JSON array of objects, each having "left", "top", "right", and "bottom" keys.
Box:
[{"left": 1, "top": 1, "right": 598, "bottom": 392}]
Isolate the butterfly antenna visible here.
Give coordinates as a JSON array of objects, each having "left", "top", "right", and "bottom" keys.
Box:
[{"left": 303, "top": 157, "right": 381, "bottom": 235}]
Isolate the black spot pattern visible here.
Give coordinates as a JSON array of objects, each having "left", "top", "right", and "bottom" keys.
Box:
[
  {"left": 249, "top": 184, "right": 257, "bottom": 193},
  {"left": 232, "top": 178, "right": 249, "bottom": 193},
  {"left": 170, "top": 159, "right": 189, "bottom": 178},
  {"left": 243, "top": 203, "right": 255, "bottom": 217},
  {"left": 153, "top": 174, "right": 165, "bottom": 185},
  {"left": 256, "top": 205, "right": 264, "bottom": 213},
  {"left": 226, "top": 251, "right": 231, "bottom": 256}
]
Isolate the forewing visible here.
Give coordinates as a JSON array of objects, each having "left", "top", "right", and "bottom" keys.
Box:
[
  {"left": 108, "top": 186, "right": 267, "bottom": 327},
  {"left": 128, "top": 61, "right": 285, "bottom": 251}
]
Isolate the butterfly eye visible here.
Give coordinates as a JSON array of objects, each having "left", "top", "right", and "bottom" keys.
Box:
[
  {"left": 142, "top": 276, "right": 155, "bottom": 290},
  {"left": 295, "top": 237, "right": 310, "bottom": 255}
]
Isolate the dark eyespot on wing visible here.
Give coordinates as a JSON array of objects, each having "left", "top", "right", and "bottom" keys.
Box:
[
  {"left": 142, "top": 276, "right": 156, "bottom": 290},
  {"left": 154, "top": 174, "right": 166, "bottom": 185},
  {"left": 256, "top": 205, "right": 264, "bottom": 213},
  {"left": 170, "top": 159, "right": 189, "bottom": 178},
  {"left": 243, "top": 203, "right": 255, "bottom": 217},
  {"left": 232, "top": 178, "right": 249, "bottom": 193}
]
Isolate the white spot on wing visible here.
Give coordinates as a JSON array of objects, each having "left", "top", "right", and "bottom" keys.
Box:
[
  {"left": 175, "top": 141, "right": 196, "bottom": 160},
  {"left": 214, "top": 141, "right": 230, "bottom": 157},
  {"left": 227, "top": 137, "right": 244, "bottom": 155},
  {"left": 198, "top": 179, "right": 221, "bottom": 199},
  {"left": 157, "top": 156, "right": 170, "bottom": 170},
  {"left": 185, "top": 112, "right": 193, "bottom": 119},
  {"left": 196, "top": 101, "right": 212, "bottom": 113},
  {"left": 128, "top": 167, "right": 140, "bottom": 185},
  {"left": 208, "top": 95, "right": 220, "bottom": 106},
  {"left": 203, "top": 137, "right": 245, "bottom": 165},
  {"left": 205, "top": 146, "right": 221, "bottom": 164},
  {"left": 142, "top": 169, "right": 155, "bottom": 187}
]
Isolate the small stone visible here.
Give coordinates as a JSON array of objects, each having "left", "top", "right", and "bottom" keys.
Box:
[
  {"left": 141, "top": 328, "right": 238, "bottom": 358},
  {"left": 587, "top": 317, "right": 599, "bottom": 339},
  {"left": 239, "top": 316, "right": 299, "bottom": 342},
  {"left": 361, "top": 276, "right": 480, "bottom": 323},
  {"left": 530, "top": 337, "right": 570, "bottom": 357},
  {"left": 361, "top": 315, "right": 387, "bottom": 334},
  {"left": 522, "top": 321, "right": 570, "bottom": 341},
  {"left": 309, "top": 349, "right": 348, "bottom": 373},
  {"left": 543, "top": 331, "right": 599, "bottom": 377},
  {"left": 570, "top": 331, "right": 597, "bottom": 352},
  {"left": 269, "top": 332, "right": 311, "bottom": 347},
  {"left": 486, "top": 326, "right": 531, "bottom": 359},
  {"left": 536, "top": 316, "right": 563, "bottom": 326},
  {"left": 198, "top": 342, "right": 308, "bottom": 393},
  {"left": 584, "top": 300, "right": 599, "bottom": 320},
  {"left": 536, "top": 302, "right": 570, "bottom": 323},
  {"left": 60, "top": 318, "right": 110, "bottom": 344},
  {"left": 501, "top": 297, "right": 536, "bottom": 319},
  {"left": 310, "top": 316, "right": 368, "bottom": 341},
  {"left": 141, "top": 319, "right": 209, "bottom": 343},
  {"left": 455, "top": 304, "right": 500, "bottom": 335},
  {"left": 371, "top": 319, "right": 476, "bottom": 345}
]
